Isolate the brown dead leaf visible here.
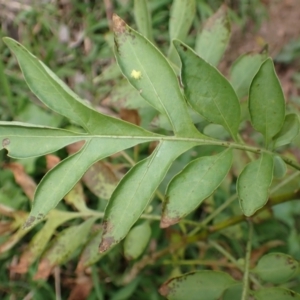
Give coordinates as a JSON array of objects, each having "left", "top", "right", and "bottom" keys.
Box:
[
  {"left": 5, "top": 163, "right": 36, "bottom": 201},
  {"left": 67, "top": 274, "right": 93, "bottom": 300},
  {"left": 34, "top": 258, "right": 53, "bottom": 280},
  {"left": 82, "top": 161, "right": 119, "bottom": 199},
  {"left": 10, "top": 251, "right": 32, "bottom": 274},
  {"left": 66, "top": 140, "right": 85, "bottom": 154},
  {"left": 46, "top": 154, "right": 61, "bottom": 170},
  {"left": 250, "top": 240, "right": 285, "bottom": 266},
  {"left": 120, "top": 108, "right": 141, "bottom": 125},
  {"left": 0, "top": 221, "right": 16, "bottom": 235}
]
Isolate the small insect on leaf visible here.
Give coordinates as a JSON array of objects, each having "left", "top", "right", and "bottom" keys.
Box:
[{"left": 131, "top": 69, "right": 142, "bottom": 79}]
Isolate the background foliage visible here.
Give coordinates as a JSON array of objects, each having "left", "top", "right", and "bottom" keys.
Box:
[{"left": 1, "top": 1, "right": 300, "bottom": 299}]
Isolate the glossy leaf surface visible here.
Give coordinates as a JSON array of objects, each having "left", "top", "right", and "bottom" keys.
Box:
[
  {"left": 174, "top": 40, "right": 240, "bottom": 139},
  {"left": 249, "top": 58, "right": 285, "bottom": 147},
  {"left": 159, "top": 270, "right": 236, "bottom": 300},
  {"left": 161, "top": 149, "right": 232, "bottom": 227},
  {"left": 195, "top": 5, "right": 230, "bottom": 66},
  {"left": 253, "top": 253, "right": 299, "bottom": 283},
  {"left": 237, "top": 153, "right": 274, "bottom": 216}
]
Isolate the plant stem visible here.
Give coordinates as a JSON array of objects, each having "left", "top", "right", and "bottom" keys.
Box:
[
  {"left": 188, "top": 194, "right": 238, "bottom": 236},
  {"left": 84, "top": 134, "right": 300, "bottom": 170},
  {"left": 242, "top": 221, "right": 253, "bottom": 300}
]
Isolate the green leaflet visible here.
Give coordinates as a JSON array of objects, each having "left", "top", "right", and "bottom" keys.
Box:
[
  {"left": 222, "top": 284, "right": 243, "bottom": 300},
  {"left": 133, "top": 0, "right": 153, "bottom": 41},
  {"left": 24, "top": 138, "right": 146, "bottom": 229},
  {"left": 3, "top": 37, "right": 154, "bottom": 137},
  {"left": 230, "top": 51, "right": 268, "bottom": 99},
  {"left": 99, "top": 141, "right": 196, "bottom": 253},
  {"left": 168, "top": 0, "right": 196, "bottom": 64},
  {"left": 252, "top": 253, "right": 299, "bottom": 284},
  {"left": 112, "top": 15, "right": 203, "bottom": 138},
  {"left": 159, "top": 270, "right": 236, "bottom": 300},
  {"left": 195, "top": 4, "right": 230, "bottom": 66},
  {"left": 161, "top": 148, "right": 232, "bottom": 227},
  {"left": 273, "top": 113, "right": 300, "bottom": 148},
  {"left": 237, "top": 153, "right": 274, "bottom": 217},
  {"left": 124, "top": 221, "right": 152, "bottom": 260},
  {"left": 249, "top": 58, "right": 285, "bottom": 148},
  {"left": 0, "top": 123, "right": 86, "bottom": 158},
  {"left": 35, "top": 217, "right": 97, "bottom": 280},
  {"left": 174, "top": 40, "right": 241, "bottom": 140},
  {"left": 253, "top": 288, "right": 300, "bottom": 300},
  {"left": 77, "top": 229, "right": 106, "bottom": 271},
  {"left": 273, "top": 155, "right": 287, "bottom": 179}
]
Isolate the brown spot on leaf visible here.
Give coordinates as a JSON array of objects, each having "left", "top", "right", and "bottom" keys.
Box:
[
  {"left": 160, "top": 215, "right": 181, "bottom": 229},
  {"left": 204, "top": 4, "right": 229, "bottom": 32},
  {"left": 99, "top": 236, "right": 115, "bottom": 253},
  {"left": 2, "top": 138, "right": 10, "bottom": 147},
  {"left": 23, "top": 216, "right": 36, "bottom": 229},
  {"left": 112, "top": 14, "right": 126, "bottom": 35},
  {"left": 159, "top": 283, "right": 171, "bottom": 297},
  {"left": 82, "top": 162, "right": 119, "bottom": 200},
  {"left": 4, "top": 163, "right": 36, "bottom": 202}
]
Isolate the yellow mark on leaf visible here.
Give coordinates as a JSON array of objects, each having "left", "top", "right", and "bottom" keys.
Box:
[{"left": 131, "top": 70, "right": 142, "bottom": 80}]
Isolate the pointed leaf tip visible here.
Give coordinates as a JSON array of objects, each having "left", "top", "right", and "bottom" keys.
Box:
[{"left": 112, "top": 14, "right": 126, "bottom": 34}]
